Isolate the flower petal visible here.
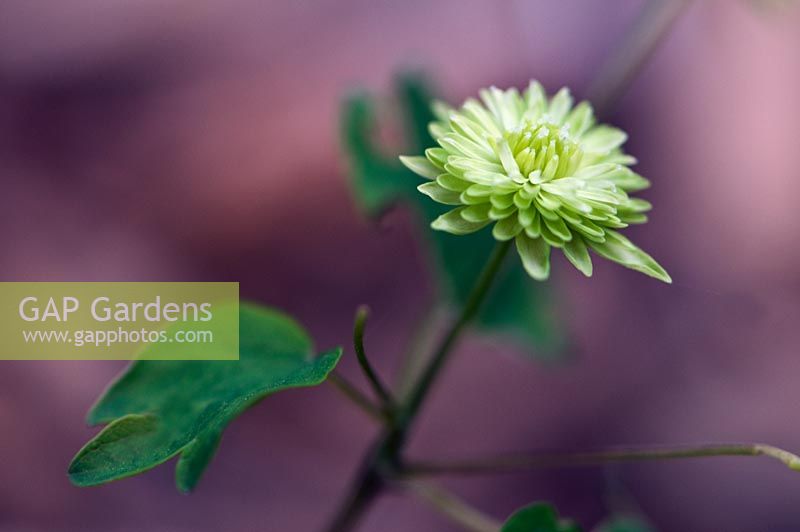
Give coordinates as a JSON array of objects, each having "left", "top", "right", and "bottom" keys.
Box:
[
  {"left": 436, "top": 174, "right": 471, "bottom": 192},
  {"left": 440, "top": 134, "right": 495, "bottom": 160},
  {"left": 462, "top": 98, "right": 503, "bottom": 137},
  {"left": 461, "top": 204, "right": 491, "bottom": 222},
  {"left": 425, "top": 147, "right": 449, "bottom": 168},
  {"left": 563, "top": 236, "right": 593, "bottom": 277},
  {"left": 495, "top": 139, "right": 522, "bottom": 178},
  {"left": 400, "top": 156, "right": 440, "bottom": 179},
  {"left": 462, "top": 169, "right": 515, "bottom": 186},
  {"left": 480, "top": 86, "right": 520, "bottom": 131},
  {"left": 516, "top": 234, "right": 551, "bottom": 280},
  {"left": 523, "top": 81, "right": 547, "bottom": 118},
  {"left": 431, "top": 207, "right": 491, "bottom": 235},
  {"left": 588, "top": 231, "right": 671, "bottom": 283},
  {"left": 417, "top": 182, "right": 463, "bottom": 205},
  {"left": 564, "top": 101, "right": 595, "bottom": 136},
  {"left": 431, "top": 100, "right": 455, "bottom": 121},
  {"left": 446, "top": 156, "right": 504, "bottom": 174},
  {"left": 548, "top": 87, "right": 573, "bottom": 124},
  {"left": 492, "top": 216, "right": 523, "bottom": 241},
  {"left": 543, "top": 216, "right": 572, "bottom": 242},
  {"left": 489, "top": 193, "right": 515, "bottom": 210},
  {"left": 429, "top": 122, "right": 450, "bottom": 140},
  {"left": 582, "top": 126, "right": 628, "bottom": 153}
]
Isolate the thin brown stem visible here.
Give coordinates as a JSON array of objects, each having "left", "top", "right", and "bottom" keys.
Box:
[
  {"left": 401, "top": 481, "right": 502, "bottom": 532},
  {"left": 403, "top": 443, "right": 800, "bottom": 477},
  {"left": 328, "top": 372, "right": 387, "bottom": 423},
  {"left": 586, "top": 0, "right": 692, "bottom": 116},
  {"left": 394, "top": 303, "right": 445, "bottom": 400}
]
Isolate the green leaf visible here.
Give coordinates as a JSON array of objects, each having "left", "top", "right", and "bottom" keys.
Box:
[
  {"left": 501, "top": 502, "right": 581, "bottom": 532},
  {"left": 595, "top": 515, "right": 654, "bottom": 532},
  {"left": 68, "top": 303, "right": 342, "bottom": 492},
  {"left": 341, "top": 74, "right": 564, "bottom": 358}
]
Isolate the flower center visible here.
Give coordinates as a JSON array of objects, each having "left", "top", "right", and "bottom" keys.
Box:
[{"left": 505, "top": 122, "right": 583, "bottom": 182}]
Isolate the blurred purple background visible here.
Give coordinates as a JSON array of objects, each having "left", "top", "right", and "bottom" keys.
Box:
[{"left": 1, "top": 1, "right": 800, "bottom": 531}]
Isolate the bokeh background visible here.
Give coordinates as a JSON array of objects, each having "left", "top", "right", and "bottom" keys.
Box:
[{"left": 1, "top": 1, "right": 800, "bottom": 531}]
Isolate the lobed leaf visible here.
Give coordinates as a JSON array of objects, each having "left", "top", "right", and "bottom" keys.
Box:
[{"left": 69, "top": 303, "right": 342, "bottom": 492}]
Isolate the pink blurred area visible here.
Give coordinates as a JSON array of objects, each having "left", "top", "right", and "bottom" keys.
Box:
[{"left": 1, "top": 1, "right": 800, "bottom": 531}]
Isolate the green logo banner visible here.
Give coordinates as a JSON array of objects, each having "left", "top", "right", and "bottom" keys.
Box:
[{"left": 0, "top": 283, "right": 239, "bottom": 360}]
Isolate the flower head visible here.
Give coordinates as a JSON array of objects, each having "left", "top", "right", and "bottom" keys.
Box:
[{"left": 400, "top": 81, "right": 670, "bottom": 283}]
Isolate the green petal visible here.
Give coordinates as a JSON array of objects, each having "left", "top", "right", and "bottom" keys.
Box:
[
  {"left": 516, "top": 234, "right": 551, "bottom": 280},
  {"left": 563, "top": 235, "right": 593, "bottom": 277},
  {"left": 436, "top": 174, "right": 471, "bottom": 192},
  {"left": 480, "top": 86, "right": 521, "bottom": 131},
  {"left": 462, "top": 98, "right": 503, "bottom": 137},
  {"left": 490, "top": 193, "right": 515, "bottom": 210},
  {"left": 431, "top": 100, "right": 454, "bottom": 121},
  {"left": 425, "top": 147, "right": 449, "bottom": 168},
  {"left": 417, "top": 182, "right": 463, "bottom": 205},
  {"left": 439, "top": 134, "right": 494, "bottom": 160},
  {"left": 463, "top": 169, "right": 514, "bottom": 186},
  {"left": 627, "top": 198, "right": 653, "bottom": 212},
  {"left": 582, "top": 125, "right": 628, "bottom": 153},
  {"left": 489, "top": 204, "right": 517, "bottom": 220},
  {"left": 548, "top": 87, "right": 573, "bottom": 124},
  {"left": 461, "top": 203, "right": 491, "bottom": 222},
  {"left": 493, "top": 216, "right": 523, "bottom": 241},
  {"left": 518, "top": 206, "right": 536, "bottom": 227},
  {"left": 564, "top": 101, "right": 595, "bottom": 136},
  {"left": 543, "top": 215, "right": 572, "bottom": 242},
  {"left": 589, "top": 231, "right": 671, "bottom": 283},
  {"left": 523, "top": 80, "right": 547, "bottom": 118},
  {"left": 534, "top": 192, "right": 562, "bottom": 212},
  {"left": 569, "top": 218, "right": 607, "bottom": 242},
  {"left": 431, "top": 207, "right": 490, "bottom": 235},
  {"left": 429, "top": 122, "right": 450, "bottom": 140},
  {"left": 449, "top": 114, "right": 486, "bottom": 144},
  {"left": 460, "top": 189, "right": 491, "bottom": 205},
  {"left": 399, "top": 155, "right": 439, "bottom": 179},
  {"left": 539, "top": 222, "right": 566, "bottom": 247},
  {"left": 513, "top": 190, "right": 533, "bottom": 209},
  {"left": 446, "top": 156, "right": 504, "bottom": 174},
  {"left": 576, "top": 163, "right": 650, "bottom": 192},
  {"left": 617, "top": 211, "right": 648, "bottom": 224},
  {"left": 522, "top": 209, "right": 542, "bottom": 237},
  {"left": 495, "top": 139, "right": 522, "bottom": 178}
]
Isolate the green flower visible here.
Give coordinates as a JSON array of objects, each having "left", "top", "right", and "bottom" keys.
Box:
[{"left": 400, "top": 81, "right": 670, "bottom": 283}]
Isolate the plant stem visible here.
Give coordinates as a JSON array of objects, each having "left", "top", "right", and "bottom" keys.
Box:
[
  {"left": 324, "top": 450, "right": 385, "bottom": 532},
  {"left": 328, "top": 373, "right": 387, "bottom": 423},
  {"left": 325, "top": 1, "right": 692, "bottom": 527},
  {"left": 586, "top": 0, "right": 691, "bottom": 116},
  {"left": 394, "top": 303, "right": 444, "bottom": 400},
  {"left": 324, "top": 241, "right": 511, "bottom": 532},
  {"left": 403, "top": 443, "right": 800, "bottom": 476},
  {"left": 401, "top": 481, "right": 502, "bottom": 532},
  {"left": 352, "top": 305, "right": 394, "bottom": 408},
  {"left": 398, "top": 240, "right": 511, "bottom": 430}
]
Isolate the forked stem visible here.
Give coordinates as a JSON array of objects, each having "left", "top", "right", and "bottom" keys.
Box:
[
  {"left": 328, "top": 373, "right": 387, "bottom": 423},
  {"left": 352, "top": 305, "right": 395, "bottom": 409}
]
